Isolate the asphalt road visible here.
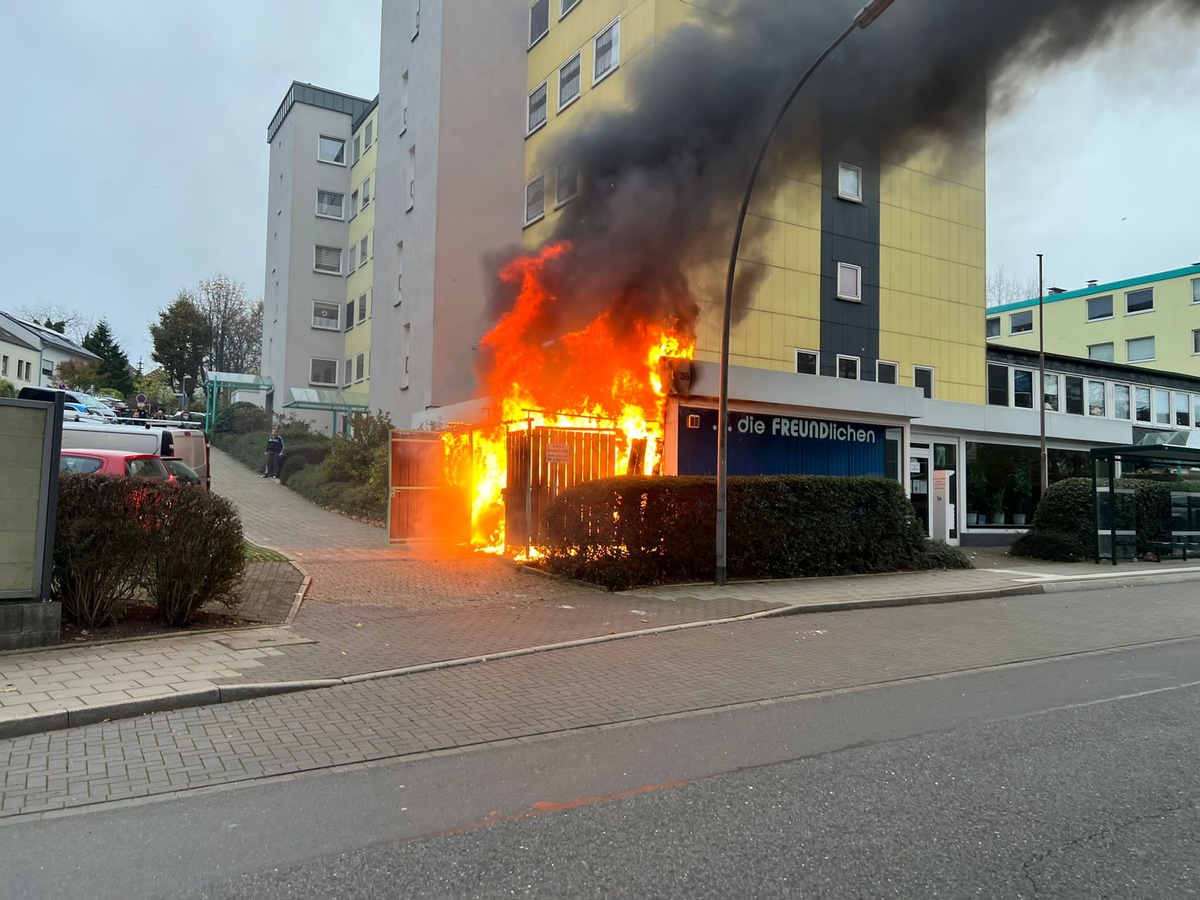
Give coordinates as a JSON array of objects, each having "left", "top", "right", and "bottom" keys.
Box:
[{"left": 8, "top": 629, "right": 1200, "bottom": 898}]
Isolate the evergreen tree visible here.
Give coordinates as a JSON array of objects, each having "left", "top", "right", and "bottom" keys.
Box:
[
  {"left": 82, "top": 319, "right": 135, "bottom": 397},
  {"left": 150, "top": 294, "right": 211, "bottom": 401}
]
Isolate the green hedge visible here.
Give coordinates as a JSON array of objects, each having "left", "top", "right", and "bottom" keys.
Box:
[
  {"left": 213, "top": 401, "right": 268, "bottom": 435},
  {"left": 53, "top": 477, "right": 246, "bottom": 626},
  {"left": 537, "top": 475, "right": 970, "bottom": 590},
  {"left": 1012, "top": 476, "right": 1200, "bottom": 562}
]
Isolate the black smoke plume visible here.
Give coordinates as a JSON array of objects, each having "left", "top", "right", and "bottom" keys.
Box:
[{"left": 490, "top": 0, "right": 1198, "bottom": 340}]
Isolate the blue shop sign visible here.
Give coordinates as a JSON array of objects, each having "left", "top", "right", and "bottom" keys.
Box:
[{"left": 676, "top": 406, "right": 886, "bottom": 477}]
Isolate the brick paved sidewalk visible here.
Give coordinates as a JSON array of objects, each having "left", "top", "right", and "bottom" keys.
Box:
[{"left": 2, "top": 444, "right": 1198, "bottom": 740}]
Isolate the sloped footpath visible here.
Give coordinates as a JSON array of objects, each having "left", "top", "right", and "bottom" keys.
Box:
[{"left": 3, "top": 445, "right": 1199, "bottom": 739}]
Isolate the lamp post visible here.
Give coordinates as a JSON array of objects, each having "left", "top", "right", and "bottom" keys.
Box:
[
  {"left": 1037, "top": 253, "right": 1047, "bottom": 495},
  {"left": 715, "top": 0, "right": 900, "bottom": 586}
]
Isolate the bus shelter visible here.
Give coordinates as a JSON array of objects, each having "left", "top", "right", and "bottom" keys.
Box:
[
  {"left": 203, "top": 372, "right": 274, "bottom": 436},
  {"left": 281, "top": 387, "right": 369, "bottom": 435},
  {"left": 1091, "top": 441, "right": 1200, "bottom": 565}
]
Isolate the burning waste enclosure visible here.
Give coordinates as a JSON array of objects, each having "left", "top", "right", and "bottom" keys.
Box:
[{"left": 388, "top": 0, "right": 1200, "bottom": 556}]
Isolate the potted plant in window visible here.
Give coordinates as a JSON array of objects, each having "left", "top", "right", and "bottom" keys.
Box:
[
  {"left": 966, "top": 466, "right": 987, "bottom": 526},
  {"left": 1011, "top": 466, "right": 1033, "bottom": 526},
  {"left": 990, "top": 486, "right": 1007, "bottom": 525}
]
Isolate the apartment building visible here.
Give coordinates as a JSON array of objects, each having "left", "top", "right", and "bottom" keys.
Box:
[
  {"left": 986, "top": 264, "right": 1200, "bottom": 375},
  {"left": 262, "top": 83, "right": 375, "bottom": 430},
  {"left": 0, "top": 312, "right": 101, "bottom": 388},
  {"left": 344, "top": 99, "right": 379, "bottom": 397}
]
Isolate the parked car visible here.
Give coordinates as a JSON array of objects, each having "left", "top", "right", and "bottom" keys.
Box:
[
  {"left": 19, "top": 386, "right": 117, "bottom": 419},
  {"left": 161, "top": 457, "right": 201, "bottom": 486},
  {"left": 59, "top": 449, "right": 172, "bottom": 480}
]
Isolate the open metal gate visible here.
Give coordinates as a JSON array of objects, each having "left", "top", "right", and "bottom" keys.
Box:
[
  {"left": 388, "top": 430, "right": 470, "bottom": 545},
  {"left": 505, "top": 425, "right": 618, "bottom": 552}
]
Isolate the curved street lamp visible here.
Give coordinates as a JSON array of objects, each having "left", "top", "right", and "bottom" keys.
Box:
[{"left": 715, "top": 0, "right": 900, "bottom": 585}]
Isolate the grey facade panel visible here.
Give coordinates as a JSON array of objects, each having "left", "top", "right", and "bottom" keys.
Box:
[{"left": 820, "top": 139, "right": 880, "bottom": 381}]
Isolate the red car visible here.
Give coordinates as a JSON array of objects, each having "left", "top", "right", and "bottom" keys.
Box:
[{"left": 59, "top": 449, "right": 172, "bottom": 480}]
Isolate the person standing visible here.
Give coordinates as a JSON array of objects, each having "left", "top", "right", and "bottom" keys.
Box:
[{"left": 263, "top": 427, "right": 285, "bottom": 479}]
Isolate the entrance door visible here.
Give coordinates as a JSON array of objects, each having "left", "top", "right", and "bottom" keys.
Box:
[{"left": 909, "top": 448, "right": 932, "bottom": 537}]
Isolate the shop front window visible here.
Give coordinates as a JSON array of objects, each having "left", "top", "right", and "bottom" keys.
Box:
[{"left": 965, "top": 443, "right": 1089, "bottom": 528}]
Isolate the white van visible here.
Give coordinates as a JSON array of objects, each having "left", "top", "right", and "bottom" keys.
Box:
[{"left": 59, "top": 421, "right": 211, "bottom": 490}]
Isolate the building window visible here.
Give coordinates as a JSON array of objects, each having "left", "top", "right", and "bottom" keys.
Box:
[
  {"left": 1155, "top": 389, "right": 1171, "bottom": 425},
  {"left": 559, "top": 53, "right": 582, "bottom": 109},
  {"left": 914, "top": 366, "right": 934, "bottom": 399},
  {"left": 345, "top": 300, "right": 356, "bottom": 331},
  {"left": 528, "top": 82, "right": 548, "bottom": 134},
  {"left": 364, "top": 120, "right": 373, "bottom": 149},
  {"left": 395, "top": 242, "right": 404, "bottom": 307},
  {"left": 344, "top": 359, "right": 353, "bottom": 388},
  {"left": 796, "top": 349, "right": 818, "bottom": 375},
  {"left": 1113, "top": 384, "right": 1131, "bottom": 419},
  {"left": 837, "top": 163, "right": 862, "bottom": 202},
  {"left": 1014, "top": 369, "right": 1034, "bottom": 409},
  {"left": 407, "top": 146, "right": 416, "bottom": 210},
  {"left": 836, "top": 263, "right": 862, "bottom": 302},
  {"left": 353, "top": 135, "right": 361, "bottom": 164},
  {"left": 1065, "top": 376, "right": 1084, "bottom": 415},
  {"left": 317, "top": 135, "right": 346, "bottom": 165},
  {"left": 1087, "top": 295, "right": 1113, "bottom": 321},
  {"left": 351, "top": 190, "right": 359, "bottom": 218},
  {"left": 362, "top": 176, "right": 371, "bottom": 207},
  {"left": 987, "top": 364, "right": 1009, "bottom": 407},
  {"left": 401, "top": 323, "right": 411, "bottom": 389},
  {"left": 1193, "top": 329, "right": 1200, "bottom": 355},
  {"left": 561, "top": 0, "right": 580, "bottom": 16},
  {"left": 349, "top": 246, "right": 357, "bottom": 273},
  {"left": 1176, "top": 392, "right": 1191, "bottom": 427},
  {"left": 1126, "top": 336, "right": 1155, "bottom": 362},
  {"left": 309, "top": 358, "right": 338, "bottom": 387},
  {"left": 1087, "top": 342, "right": 1114, "bottom": 362},
  {"left": 360, "top": 235, "right": 370, "bottom": 265},
  {"left": 0, "top": 355, "right": 6, "bottom": 376},
  {"left": 556, "top": 162, "right": 578, "bottom": 206},
  {"left": 1042, "top": 373, "right": 1059, "bottom": 412},
  {"left": 1126, "top": 288, "right": 1154, "bottom": 314},
  {"left": 986, "top": 317, "right": 1000, "bottom": 339},
  {"left": 525, "top": 174, "right": 546, "bottom": 225},
  {"left": 355, "top": 352, "right": 366, "bottom": 383},
  {"left": 530, "top": 0, "right": 549, "bottom": 46},
  {"left": 1010, "top": 310, "right": 1033, "bottom": 334},
  {"left": 358, "top": 293, "right": 368, "bottom": 323},
  {"left": 1087, "top": 381, "right": 1106, "bottom": 417},
  {"left": 1193, "top": 278, "right": 1200, "bottom": 304},
  {"left": 594, "top": 19, "right": 620, "bottom": 83},
  {"left": 401, "top": 71, "right": 410, "bottom": 131},
  {"left": 316, "top": 190, "right": 344, "bottom": 219},
  {"left": 876, "top": 360, "right": 897, "bottom": 384},
  {"left": 1135, "top": 386, "right": 1151, "bottom": 423},
  {"left": 314, "top": 245, "right": 342, "bottom": 274},
  {"left": 837, "top": 355, "right": 859, "bottom": 380},
  {"left": 312, "top": 301, "right": 340, "bottom": 330}
]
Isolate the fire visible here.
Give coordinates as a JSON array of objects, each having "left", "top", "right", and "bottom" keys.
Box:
[{"left": 446, "top": 242, "right": 694, "bottom": 552}]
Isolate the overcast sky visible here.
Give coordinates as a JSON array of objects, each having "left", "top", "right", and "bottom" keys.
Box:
[{"left": 1, "top": 2, "right": 1197, "bottom": 366}]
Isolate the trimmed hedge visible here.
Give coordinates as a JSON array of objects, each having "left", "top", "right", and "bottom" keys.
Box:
[
  {"left": 537, "top": 475, "right": 970, "bottom": 590},
  {"left": 1012, "top": 476, "right": 1200, "bottom": 561},
  {"left": 213, "top": 401, "right": 269, "bottom": 435},
  {"left": 53, "top": 477, "right": 246, "bottom": 626}
]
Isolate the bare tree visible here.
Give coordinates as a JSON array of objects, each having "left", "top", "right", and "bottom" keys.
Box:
[
  {"left": 986, "top": 267, "right": 1040, "bottom": 307},
  {"left": 190, "top": 275, "right": 261, "bottom": 374},
  {"left": 15, "top": 303, "right": 93, "bottom": 341}
]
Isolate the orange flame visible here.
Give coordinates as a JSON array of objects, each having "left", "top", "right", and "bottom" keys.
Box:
[{"left": 446, "top": 242, "right": 694, "bottom": 552}]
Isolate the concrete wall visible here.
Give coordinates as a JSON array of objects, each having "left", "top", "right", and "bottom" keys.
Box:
[{"left": 371, "top": 0, "right": 526, "bottom": 423}]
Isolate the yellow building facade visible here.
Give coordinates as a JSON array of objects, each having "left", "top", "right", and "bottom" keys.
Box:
[
  {"left": 345, "top": 100, "right": 379, "bottom": 398},
  {"left": 520, "top": 0, "right": 986, "bottom": 404},
  {"left": 987, "top": 265, "right": 1200, "bottom": 376}
]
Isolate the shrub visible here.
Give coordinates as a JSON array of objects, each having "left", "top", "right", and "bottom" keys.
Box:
[
  {"left": 323, "top": 412, "right": 392, "bottom": 516},
  {"left": 142, "top": 484, "right": 245, "bottom": 626},
  {"left": 279, "top": 453, "right": 309, "bottom": 484},
  {"left": 53, "top": 478, "right": 246, "bottom": 627},
  {"left": 0, "top": 378, "right": 15, "bottom": 399},
  {"left": 213, "top": 401, "right": 268, "bottom": 435},
  {"left": 1012, "top": 476, "right": 1200, "bottom": 561},
  {"left": 53, "top": 476, "right": 152, "bottom": 626},
  {"left": 537, "top": 475, "right": 966, "bottom": 589},
  {"left": 915, "top": 539, "right": 974, "bottom": 571}
]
